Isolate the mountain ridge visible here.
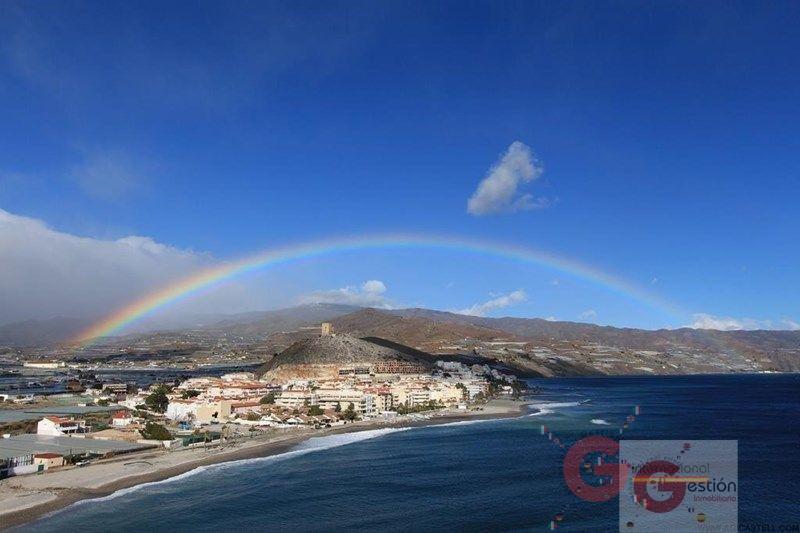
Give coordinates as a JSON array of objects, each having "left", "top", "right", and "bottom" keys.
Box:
[{"left": 2, "top": 305, "right": 799, "bottom": 373}]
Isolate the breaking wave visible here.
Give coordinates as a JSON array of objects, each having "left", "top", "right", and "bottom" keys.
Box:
[
  {"left": 525, "top": 400, "right": 585, "bottom": 416},
  {"left": 54, "top": 427, "right": 410, "bottom": 511}
]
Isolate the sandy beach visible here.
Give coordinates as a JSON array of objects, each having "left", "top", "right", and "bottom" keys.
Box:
[{"left": 0, "top": 399, "right": 527, "bottom": 530}]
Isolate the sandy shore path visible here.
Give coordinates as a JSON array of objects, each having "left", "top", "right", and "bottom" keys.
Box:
[{"left": 0, "top": 399, "right": 527, "bottom": 530}]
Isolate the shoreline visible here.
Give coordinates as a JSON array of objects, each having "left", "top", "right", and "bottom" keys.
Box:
[{"left": 0, "top": 399, "right": 527, "bottom": 530}]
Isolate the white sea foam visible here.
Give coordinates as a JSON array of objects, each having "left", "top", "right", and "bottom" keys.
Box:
[
  {"left": 61, "top": 427, "right": 410, "bottom": 511},
  {"left": 525, "top": 400, "right": 584, "bottom": 416},
  {"left": 434, "top": 418, "right": 502, "bottom": 428},
  {"left": 590, "top": 419, "right": 610, "bottom": 425}
]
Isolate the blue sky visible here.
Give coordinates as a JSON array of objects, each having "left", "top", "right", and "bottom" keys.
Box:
[{"left": 1, "top": 1, "right": 798, "bottom": 330}]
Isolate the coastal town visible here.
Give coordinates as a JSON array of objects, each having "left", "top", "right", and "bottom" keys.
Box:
[{"left": 1, "top": 325, "right": 523, "bottom": 487}]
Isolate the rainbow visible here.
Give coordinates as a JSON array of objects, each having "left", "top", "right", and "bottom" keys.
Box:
[{"left": 73, "top": 233, "right": 682, "bottom": 344}]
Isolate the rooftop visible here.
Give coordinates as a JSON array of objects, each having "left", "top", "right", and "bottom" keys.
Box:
[{"left": 0, "top": 434, "right": 155, "bottom": 460}]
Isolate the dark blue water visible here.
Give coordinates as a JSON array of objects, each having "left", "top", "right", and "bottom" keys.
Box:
[{"left": 21, "top": 374, "right": 800, "bottom": 532}]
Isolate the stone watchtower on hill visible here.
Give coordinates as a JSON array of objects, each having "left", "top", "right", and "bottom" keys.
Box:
[
  {"left": 321, "top": 322, "right": 334, "bottom": 336},
  {"left": 257, "top": 333, "right": 432, "bottom": 381}
]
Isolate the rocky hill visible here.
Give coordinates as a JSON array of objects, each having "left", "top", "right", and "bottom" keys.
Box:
[{"left": 258, "top": 333, "right": 433, "bottom": 380}]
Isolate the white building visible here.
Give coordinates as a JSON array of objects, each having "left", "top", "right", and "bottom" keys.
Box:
[
  {"left": 205, "top": 381, "right": 271, "bottom": 399},
  {"left": 37, "top": 416, "right": 88, "bottom": 436},
  {"left": 111, "top": 410, "right": 137, "bottom": 427},
  {"left": 119, "top": 394, "right": 148, "bottom": 409},
  {"left": 165, "top": 399, "right": 199, "bottom": 421},
  {"left": 315, "top": 388, "right": 363, "bottom": 411},
  {"left": 23, "top": 361, "right": 66, "bottom": 369},
  {"left": 276, "top": 389, "right": 316, "bottom": 408},
  {"left": 220, "top": 372, "right": 256, "bottom": 381}
]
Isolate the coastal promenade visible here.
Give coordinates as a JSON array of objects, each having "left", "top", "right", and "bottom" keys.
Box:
[{"left": 0, "top": 399, "right": 525, "bottom": 529}]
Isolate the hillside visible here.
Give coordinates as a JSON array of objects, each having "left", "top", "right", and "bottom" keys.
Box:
[
  {"left": 379, "top": 308, "right": 800, "bottom": 371},
  {"left": 203, "top": 303, "right": 361, "bottom": 337},
  {"left": 329, "top": 308, "right": 514, "bottom": 350},
  {"left": 284, "top": 308, "right": 800, "bottom": 375},
  {"left": 4, "top": 304, "right": 799, "bottom": 375},
  {"left": 258, "top": 333, "right": 433, "bottom": 380}
]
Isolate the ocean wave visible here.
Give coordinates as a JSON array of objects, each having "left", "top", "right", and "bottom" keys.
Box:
[
  {"left": 433, "top": 418, "right": 503, "bottom": 428},
  {"left": 525, "top": 400, "right": 585, "bottom": 416},
  {"left": 56, "top": 427, "right": 411, "bottom": 511},
  {"left": 590, "top": 419, "right": 610, "bottom": 425}
]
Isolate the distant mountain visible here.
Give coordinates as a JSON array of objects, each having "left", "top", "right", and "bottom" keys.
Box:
[
  {"left": 383, "top": 308, "right": 800, "bottom": 370},
  {"left": 0, "top": 303, "right": 360, "bottom": 347},
  {"left": 4, "top": 304, "right": 799, "bottom": 374},
  {"left": 0, "top": 317, "right": 90, "bottom": 347},
  {"left": 203, "top": 303, "right": 362, "bottom": 337},
  {"left": 329, "top": 308, "right": 511, "bottom": 347}
]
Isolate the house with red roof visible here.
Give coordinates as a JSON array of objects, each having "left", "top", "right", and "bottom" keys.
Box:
[
  {"left": 36, "top": 416, "right": 89, "bottom": 436},
  {"left": 33, "top": 452, "right": 65, "bottom": 470},
  {"left": 111, "top": 410, "right": 137, "bottom": 427}
]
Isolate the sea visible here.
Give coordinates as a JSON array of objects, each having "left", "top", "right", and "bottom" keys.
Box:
[{"left": 19, "top": 374, "right": 800, "bottom": 532}]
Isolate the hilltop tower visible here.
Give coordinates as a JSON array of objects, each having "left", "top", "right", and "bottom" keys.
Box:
[{"left": 320, "top": 322, "right": 334, "bottom": 336}]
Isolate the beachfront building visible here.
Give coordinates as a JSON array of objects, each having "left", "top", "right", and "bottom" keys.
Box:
[
  {"left": 195, "top": 400, "right": 234, "bottom": 424},
  {"left": 33, "top": 452, "right": 65, "bottom": 470},
  {"left": 428, "top": 383, "right": 465, "bottom": 406},
  {"left": 392, "top": 386, "right": 431, "bottom": 408},
  {"left": 36, "top": 416, "right": 89, "bottom": 436},
  {"left": 315, "top": 388, "right": 364, "bottom": 412},
  {"left": 276, "top": 389, "right": 316, "bottom": 409},
  {"left": 462, "top": 380, "right": 489, "bottom": 400}
]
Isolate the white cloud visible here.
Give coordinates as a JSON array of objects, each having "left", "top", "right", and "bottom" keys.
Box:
[
  {"left": 0, "top": 208, "right": 264, "bottom": 327},
  {"left": 580, "top": 309, "right": 597, "bottom": 320},
  {"left": 467, "top": 141, "right": 547, "bottom": 215},
  {"left": 71, "top": 150, "right": 149, "bottom": 200},
  {"left": 454, "top": 289, "right": 527, "bottom": 317},
  {"left": 361, "top": 279, "right": 386, "bottom": 294},
  {"left": 545, "top": 316, "right": 558, "bottom": 322},
  {"left": 298, "top": 279, "right": 392, "bottom": 308},
  {"left": 689, "top": 313, "right": 800, "bottom": 331},
  {"left": 783, "top": 319, "right": 800, "bottom": 331}
]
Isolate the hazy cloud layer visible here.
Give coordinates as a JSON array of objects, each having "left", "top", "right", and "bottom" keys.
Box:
[
  {"left": 455, "top": 289, "right": 527, "bottom": 317},
  {"left": 0, "top": 4, "right": 381, "bottom": 112},
  {"left": 0, "top": 208, "right": 261, "bottom": 326},
  {"left": 467, "top": 142, "right": 546, "bottom": 215},
  {"left": 580, "top": 309, "right": 597, "bottom": 320},
  {"left": 298, "top": 279, "right": 392, "bottom": 308},
  {"left": 71, "top": 150, "right": 149, "bottom": 200},
  {"left": 690, "top": 313, "right": 800, "bottom": 331}
]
